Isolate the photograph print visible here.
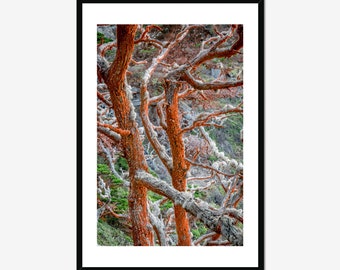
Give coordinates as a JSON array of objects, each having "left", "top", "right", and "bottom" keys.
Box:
[
  {"left": 79, "top": 2, "right": 264, "bottom": 269},
  {"left": 96, "top": 24, "right": 244, "bottom": 247}
]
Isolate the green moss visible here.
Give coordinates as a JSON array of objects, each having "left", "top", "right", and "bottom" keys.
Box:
[
  {"left": 140, "top": 47, "right": 157, "bottom": 56},
  {"left": 148, "top": 191, "right": 163, "bottom": 202},
  {"left": 114, "top": 156, "right": 129, "bottom": 172},
  {"left": 224, "top": 114, "right": 243, "bottom": 160},
  {"left": 191, "top": 222, "right": 208, "bottom": 240},
  {"left": 110, "top": 187, "right": 129, "bottom": 213},
  {"left": 206, "top": 127, "right": 217, "bottom": 142},
  {"left": 148, "top": 168, "right": 158, "bottom": 178},
  {"left": 110, "top": 175, "right": 123, "bottom": 184},
  {"left": 97, "top": 32, "right": 113, "bottom": 44},
  {"left": 97, "top": 164, "right": 110, "bottom": 175},
  {"left": 208, "top": 155, "right": 218, "bottom": 162},
  {"left": 188, "top": 184, "right": 205, "bottom": 199},
  {"left": 160, "top": 200, "right": 173, "bottom": 211},
  {"left": 97, "top": 220, "right": 132, "bottom": 246},
  {"left": 194, "top": 190, "right": 205, "bottom": 199}
]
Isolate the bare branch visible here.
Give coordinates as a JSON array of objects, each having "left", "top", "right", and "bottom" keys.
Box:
[
  {"left": 209, "top": 24, "right": 237, "bottom": 51},
  {"left": 156, "top": 101, "right": 167, "bottom": 130},
  {"left": 186, "top": 158, "right": 235, "bottom": 177},
  {"left": 98, "top": 140, "right": 129, "bottom": 187},
  {"left": 138, "top": 28, "right": 195, "bottom": 172},
  {"left": 193, "top": 232, "right": 216, "bottom": 246},
  {"left": 140, "top": 86, "right": 173, "bottom": 172},
  {"left": 130, "top": 59, "right": 148, "bottom": 65},
  {"left": 97, "top": 122, "right": 131, "bottom": 136},
  {"left": 97, "top": 91, "right": 112, "bottom": 107},
  {"left": 148, "top": 201, "right": 167, "bottom": 246},
  {"left": 220, "top": 208, "right": 243, "bottom": 223},
  {"left": 136, "top": 171, "right": 243, "bottom": 245},
  {"left": 189, "top": 25, "right": 243, "bottom": 68},
  {"left": 199, "top": 126, "right": 243, "bottom": 172},
  {"left": 134, "top": 25, "right": 163, "bottom": 44},
  {"left": 182, "top": 70, "right": 243, "bottom": 90},
  {"left": 187, "top": 172, "right": 215, "bottom": 182},
  {"left": 206, "top": 240, "right": 231, "bottom": 246},
  {"left": 181, "top": 104, "right": 243, "bottom": 134},
  {"left": 97, "top": 198, "right": 127, "bottom": 219},
  {"left": 149, "top": 92, "right": 165, "bottom": 104},
  {"left": 98, "top": 41, "right": 117, "bottom": 57},
  {"left": 97, "top": 127, "right": 121, "bottom": 142},
  {"left": 188, "top": 181, "right": 215, "bottom": 192}
]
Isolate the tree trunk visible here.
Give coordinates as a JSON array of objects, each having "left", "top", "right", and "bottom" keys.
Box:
[
  {"left": 165, "top": 82, "right": 191, "bottom": 246},
  {"left": 105, "top": 25, "right": 153, "bottom": 246}
]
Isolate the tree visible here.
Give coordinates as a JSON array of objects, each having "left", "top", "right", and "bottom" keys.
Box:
[{"left": 97, "top": 24, "right": 243, "bottom": 246}]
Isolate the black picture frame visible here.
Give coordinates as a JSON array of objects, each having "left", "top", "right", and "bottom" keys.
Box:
[{"left": 77, "top": 1, "right": 264, "bottom": 269}]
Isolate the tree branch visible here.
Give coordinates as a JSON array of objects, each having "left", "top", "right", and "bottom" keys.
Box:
[
  {"left": 186, "top": 158, "right": 235, "bottom": 177},
  {"left": 98, "top": 140, "right": 129, "bottom": 187},
  {"left": 193, "top": 232, "right": 216, "bottom": 246},
  {"left": 97, "top": 91, "right": 112, "bottom": 107},
  {"left": 199, "top": 126, "right": 243, "bottom": 172},
  {"left": 97, "top": 127, "right": 121, "bottom": 142},
  {"left": 187, "top": 172, "right": 215, "bottom": 182},
  {"left": 182, "top": 70, "right": 243, "bottom": 90},
  {"left": 97, "top": 122, "right": 131, "bottom": 136},
  {"left": 181, "top": 104, "right": 242, "bottom": 134},
  {"left": 136, "top": 171, "right": 243, "bottom": 245}
]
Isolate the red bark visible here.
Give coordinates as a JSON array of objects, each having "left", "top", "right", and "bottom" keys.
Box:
[
  {"left": 105, "top": 25, "right": 153, "bottom": 246},
  {"left": 165, "top": 82, "right": 191, "bottom": 246}
]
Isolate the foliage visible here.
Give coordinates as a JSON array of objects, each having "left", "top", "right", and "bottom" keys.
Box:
[
  {"left": 110, "top": 175, "right": 123, "bottom": 184},
  {"left": 208, "top": 155, "right": 218, "bottom": 162},
  {"left": 191, "top": 222, "right": 208, "bottom": 240},
  {"left": 160, "top": 200, "right": 173, "bottom": 211},
  {"left": 148, "top": 191, "right": 173, "bottom": 210},
  {"left": 97, "top": 32, "right": 113, "bottom": 44},
  {"left": 97, "top": 163, "right": 110, "bottom": 175},
  {"left": 205, "top": 112, "right": 243, "bottom": 161},
  {"left": 224, "top": 114, "right": 243, "bottom": 160},
  {"left": 110, "top": 187, "right": 129, "bottom": 213},
  {"left": 148, "top": 190, "right": 163, "bottom": 202},
  {"left": 148, "top": 168, "right": 158, "bottom": 178},
  {"left": 97, "top": 219, "right": 133, "bottom": 246},
  {"left": 193, "top": 190, "right": 205, "bottom": 199},
  {"left": 114, "top": 156, "right": 128, "bottom": 172}
]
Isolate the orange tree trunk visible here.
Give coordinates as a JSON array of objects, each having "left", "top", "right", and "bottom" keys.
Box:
[
  {"left": 165, "top": 82, "right": 191, "bottom": 246},
  {"left": 105, "top": 25, "right": 153, "bottom": 246}
]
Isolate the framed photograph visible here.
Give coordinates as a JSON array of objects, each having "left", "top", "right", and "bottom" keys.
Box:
[{"left": 78, "top": 1, "right": 264, "bottom": 269}]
